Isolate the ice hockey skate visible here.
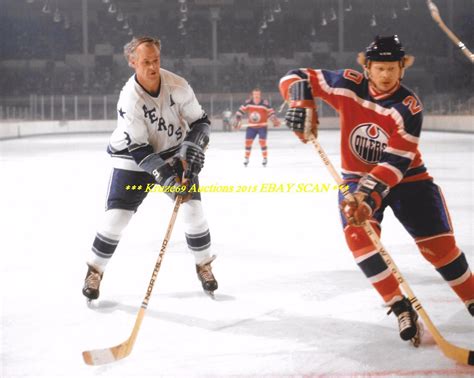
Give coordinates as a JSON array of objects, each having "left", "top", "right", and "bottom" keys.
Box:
[
  {"left": 82, "top": 264, "right": 103, "bottom": 302},
  {"left": 388, "top": 297, "right": 422, "bottom": 347},
  {"left": 467, "top": 300, "right": 474, "bottom": 316},
  {"left": 243, "top": 157, "right": 249, "bottom": 167},
  {"left": 262, "top": 157, "right": 268, "bottom": 167},
  {"left": 196, "top": 255, "right": 218, "bottom": 298}
]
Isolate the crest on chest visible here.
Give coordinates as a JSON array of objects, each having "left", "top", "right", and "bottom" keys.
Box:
[{"left": 349, "top": 123, "right": 388, "bottom": 164}]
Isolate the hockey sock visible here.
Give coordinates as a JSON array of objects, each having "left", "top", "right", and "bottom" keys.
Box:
[
  {"left": 88, "top": 209, "right": 134, "bottom": 271},
  {"left": 417, "top": 235, "right": 474, "bottom": 303},
  {"left": 182, "top": 200, "right": 212, "bottom": 265},
  {"left": 245, "top": 139, "right": 253, "bottom": 158},
  {"left": 344, "top": 224, "right": 403, "bottom": 303},
  {"left": 259, "top": 139, "right": 268, "bottom": 158},
  {"left": 89, "top": 233, "right": 119, "bottom": 272},
  {"left": 436, "top": 252, "right": 474, "bottom": 303}
]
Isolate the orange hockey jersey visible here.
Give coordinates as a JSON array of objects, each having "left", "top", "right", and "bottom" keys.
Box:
[
  {"left": 236, "top": 99, "right": 275, "bottom": 127},
  {"left": 280, "top": 68, "right": 431, "bottom": 188}
]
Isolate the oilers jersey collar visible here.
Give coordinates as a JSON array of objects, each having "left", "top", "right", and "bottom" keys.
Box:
[{"left": 369, "top": 81, "right": 401, "bottom": 101}]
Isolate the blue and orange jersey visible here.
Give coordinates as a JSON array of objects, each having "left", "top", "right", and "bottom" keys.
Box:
[
  {"left": 279, "top": 68, "right": 431, "bottom": 188},
  {"left": 236, "top": 99, "right": 275, "bottom": 127}
]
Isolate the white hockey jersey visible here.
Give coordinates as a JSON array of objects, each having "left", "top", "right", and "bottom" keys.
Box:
[{"left": 108, "top": 68, "right": 207, "bottom": 171}]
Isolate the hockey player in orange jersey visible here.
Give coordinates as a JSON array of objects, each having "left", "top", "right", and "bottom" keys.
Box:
[
  {"left": 233, "top": 88, "right": 280, "bottom": 167},
  {"left": 279, "top": 35, "right": 474, "bottom": 345}
]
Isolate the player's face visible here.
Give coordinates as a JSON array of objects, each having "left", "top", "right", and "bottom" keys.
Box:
[
  {"left": 367, "top": 61, "right": 402, "bottom": 93},
  {"left": 252, "top": 90, "right": 261, "bottom": 103},
  {"left": 132, "top": 43, "right": 161, "bottom": 86}
]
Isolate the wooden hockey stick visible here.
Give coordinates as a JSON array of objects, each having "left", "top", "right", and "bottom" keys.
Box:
[
  {"left": 277, "top": 100, "right": 287, "bottom": 113},
  {"left": 308, "top": 135, "right": 474, "bottom": 366},
  {"left": 82, "top": 195, "right": 184, "bottom": 365},
  {"left": 426, "top": 0, "right": 474, "bottom": 63}
]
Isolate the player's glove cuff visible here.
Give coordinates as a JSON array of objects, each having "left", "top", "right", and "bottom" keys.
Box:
[
  {"left": 179, "top": 141, "right": 205, "bottom": 177},
  {"left": 357, "top": 175, "right": 389, "bottom": 211},
  {"left": 152, "top": 162, "right": 178, "bottom": 186}
]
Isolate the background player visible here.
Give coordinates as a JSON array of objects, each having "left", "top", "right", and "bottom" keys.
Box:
[
  {"left": 280, "top": 35, "right": 474, "bottom": 345},
  {"left": 233, "top": 88, "right": 280, "bottom": 167},
  {"left": 82, "top": 36, "right": 218, "bottom": 301},
  {"left": 222, "top": 108, "right": 233, "bottom": 132}
]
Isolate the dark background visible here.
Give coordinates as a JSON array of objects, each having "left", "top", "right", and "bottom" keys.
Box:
[{"left": 0, "top": 0, "right": 472, "bottom": 118}]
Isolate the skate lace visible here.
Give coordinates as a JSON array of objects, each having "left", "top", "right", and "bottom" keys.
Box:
[
  {"left": 85, "top": 271, "right": 101, "bottom": 290},
  {"left": 398, "top": 311, "right": 414, "bottom": 331},
  {"left": 198, "top": 264, "right": 214, "bottom": 282}
]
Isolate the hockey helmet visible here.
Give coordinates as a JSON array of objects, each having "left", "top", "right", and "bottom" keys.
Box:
[
  {"left": 365, "top": 35, "right": 405, "bottom": 61},
  {"left": 357, "top": 35, "right": 414, "bottom": 69}
]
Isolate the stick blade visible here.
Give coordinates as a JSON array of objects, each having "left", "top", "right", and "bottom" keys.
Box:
[
  {"left": 83, "top": 308, "right": 145, "bottom": 365},
  {"left": 82, "top": 340, "right": 132, "bottom": 366},
  {"left": 441, "top": 341, "right": 474, "bottom": 367}
]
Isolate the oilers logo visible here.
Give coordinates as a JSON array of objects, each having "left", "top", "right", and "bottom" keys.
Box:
[
  {"left": 249, "top": 111, "right": 261, "bottom": 123},
  {"left": 349, "top": 123, "right": 388, "bottom": 164}
]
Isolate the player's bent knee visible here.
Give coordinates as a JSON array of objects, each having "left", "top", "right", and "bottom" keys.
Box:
[
  {"left": 182, "top": 200, "right": 208, "bottom": 232},
  {"left": 344, "top": 225, "right": 378, "bottom": 258},
  {"left": 99, "top": 209, "right": 134, "bottom": 239},
  {"left": 416, "top": 234, "right": 459, "bottom": 268}
]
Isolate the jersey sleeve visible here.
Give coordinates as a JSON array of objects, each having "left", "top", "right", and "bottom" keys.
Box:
[
  {"left": 117, "top": 99, "right": 165, "bottom": 174},
  {"left": 264, "top": 100, "right": 276, "bottom": 118},
  {"left": 369, "top": 96, "right": 423, "bottom": 187},
  {"left": 176, "top": 81, "right": 207, "bottom": 126},
  {"left": 236, "top": 101, "right": 249, "bottom": 117},
  {"left": 279, "top": 68, "right": 351, "bottom": 111}
]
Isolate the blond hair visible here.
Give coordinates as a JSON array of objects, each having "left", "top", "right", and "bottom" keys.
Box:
[{"left": 123, "top": 36, "right": 161, "bottom": 65}]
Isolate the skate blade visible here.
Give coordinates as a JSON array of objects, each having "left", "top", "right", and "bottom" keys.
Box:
[
  {"left": 86, "top": 298, "right": 99, "bottom": 308},
  {"left": 410, "top": 321, "right": 424, "bottom": 348},
  {"left": 204, "top": 290, "right": 215, "bottom": 300}
]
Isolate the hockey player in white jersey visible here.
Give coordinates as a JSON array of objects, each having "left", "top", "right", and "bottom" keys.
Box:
[{"left": 82, "top": 36, "right": 218, "bottom": 300}]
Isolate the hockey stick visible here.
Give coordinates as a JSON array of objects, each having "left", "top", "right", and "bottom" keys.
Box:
[
  {"left": 307, "top": 135, "right": 474, "bottom": 366},
  {"left": 277, "top": 100, "right": 287, "bottom": 113},
  {"left": 82, "top": 195, "right": 184, "bottom": 365},
  {"left": 426, "top": 0, "right": 474, "bottom": 63}
]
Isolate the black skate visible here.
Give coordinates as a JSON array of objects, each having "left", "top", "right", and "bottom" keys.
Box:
[
  {"left": 243, "top": 157, "right": 249, "bottom": 167},
  {"left": 466, "top": 300, "right": 474, "bottom": 316},
  {"left": 388, "top": 297, "right": 422, "bottom": 347},
  {"left": 262, "top": 157, "right": 268, "bottom": 167},
  {"left": 196, "top": 256, "right": 218, "bottom": 297},
  {"left": 82, "top": 264, "right": 103, "bottom": 302}
]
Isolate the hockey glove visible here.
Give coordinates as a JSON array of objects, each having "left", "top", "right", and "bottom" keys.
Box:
[
  {"left": 271, "top": 115, "right": 281, "bottom": 128},
  {"left": 232, "top": 114, "right": 242, "bottom": 129},
  {"left": 179, "top": 121, "right": 210, "bottom": 180},
  {"left": 153, "top": 161, "right": 179, "bottom": 187},
  {"left": 153, "top": 161, "right": 193, "bottom": 202},
  {"left": 285, "top": 79, "right": 318, "bottom": 143},
  {"left": 341, "top": 175, "right": 389, "bottom": 226},
  {"left": 179, "top": 141, "right": 205, "bottom": 176}
]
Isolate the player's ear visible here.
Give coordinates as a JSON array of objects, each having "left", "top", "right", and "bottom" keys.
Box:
[
  {"left": 357, "top": 52, "right": 370, "bottom": 79},
  {"left": 128, "top": 56, "right": 137, "bottom": 69},
  {"left": 356, "top": 52, "right": 366, "bottom": 67},
  {"left": 403, "top": 55, "right": 415, "bottom": 69}
]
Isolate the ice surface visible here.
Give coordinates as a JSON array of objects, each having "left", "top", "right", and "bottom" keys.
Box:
[{"left": 1, "top": 129, "right": 473, "bottom": 377}]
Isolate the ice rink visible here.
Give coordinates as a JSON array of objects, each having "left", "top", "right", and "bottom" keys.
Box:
[{"left": 1, "top": 128, "right": 473, "bottom": 377}]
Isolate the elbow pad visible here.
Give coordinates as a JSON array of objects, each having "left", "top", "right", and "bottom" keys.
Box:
[{"left": 185, "top": 120, "right": 210, "bottom": 151}]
